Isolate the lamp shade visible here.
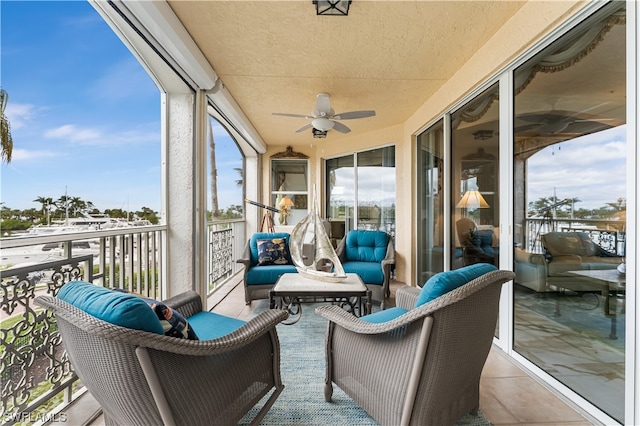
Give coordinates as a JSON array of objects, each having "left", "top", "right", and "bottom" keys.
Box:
[
  {"left": 456, "top": 190, "right": 490, "bottom": 209},
  {"left": 279, "top": 196, "right": 294, "bottom": 209}
]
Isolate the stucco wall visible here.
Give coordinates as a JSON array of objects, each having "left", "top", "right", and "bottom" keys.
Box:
[{"left": 261, "top": 1, "right": 588, "bottom": 286}]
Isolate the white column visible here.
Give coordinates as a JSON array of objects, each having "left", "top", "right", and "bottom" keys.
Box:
[{"left": 163, "top": 91, "right": 196, "bottom": 297}]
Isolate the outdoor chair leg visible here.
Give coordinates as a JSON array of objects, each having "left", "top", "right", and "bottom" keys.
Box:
[{"left": 324, "top": 383, "right": 333, "bottom": 402}]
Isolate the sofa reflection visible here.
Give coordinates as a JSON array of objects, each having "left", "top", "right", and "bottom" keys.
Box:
[{"left": 514, "top": 231, "right": 623, "bottom": 293}]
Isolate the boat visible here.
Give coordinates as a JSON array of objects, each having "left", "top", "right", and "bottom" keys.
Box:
[
  {"left": 23, "top": 212, "right": 151, "bottom": 236},
  {"left": 289, "top": 186, "right": 347, "bottom": 282}
]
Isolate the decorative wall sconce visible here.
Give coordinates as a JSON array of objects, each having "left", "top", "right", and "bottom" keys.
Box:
[{"left": 472, "top": 130, "right": 494, "bottom": 140}]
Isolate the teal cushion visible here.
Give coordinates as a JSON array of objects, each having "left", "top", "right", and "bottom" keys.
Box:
[
  {"left": 57, "top": 281, "right": 164, "bottom": 335},
  {"left": 361, "top": 307, "right": 408, "bottom": 323},
  {"left": 342, "top": 261, "right": 384, "bottom": 285},
  {"left": 245, "top": 264, "right": 298, "bottom": 285},
  {"left": 188, "top": 311, "right": 246, "bottom": 340},
  {"left": 476, "top": 229, "right": 494, "bottom": 247},
  {"left": 415, "top": 264, "right": 498, "bottom": 307},
  {"left": 345, "top": 230, "right": 389, "bottom": 263}
]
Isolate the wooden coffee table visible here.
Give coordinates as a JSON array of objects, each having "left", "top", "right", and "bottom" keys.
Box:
[{"left": 270, "top": 273, "right": 371, "bottom": 324}]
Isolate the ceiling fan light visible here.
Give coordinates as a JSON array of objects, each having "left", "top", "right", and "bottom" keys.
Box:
[{"left": 312, "top": 117, "right": 335, "bottom": 131}]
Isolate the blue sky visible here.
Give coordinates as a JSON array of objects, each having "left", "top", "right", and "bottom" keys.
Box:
[{"left": 1, "top": 1, "right": 243, "bottom": 214}]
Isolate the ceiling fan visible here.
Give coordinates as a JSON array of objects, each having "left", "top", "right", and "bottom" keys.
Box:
[
  {"left": 272, "top": 92, "right": 375, "bottom": 135},
  {"left": 515, "top": 110, "right": 615, "bottom": 135}
]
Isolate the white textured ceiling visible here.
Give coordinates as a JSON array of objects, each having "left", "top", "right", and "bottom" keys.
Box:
[{"left": 167, "top": 1, "right": 527, "bottom": 146}]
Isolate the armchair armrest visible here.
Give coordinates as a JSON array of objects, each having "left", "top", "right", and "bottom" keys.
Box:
[
  {"left": 236, "top": 240, "right": 252, "bottom": 270},
  {"left": 396, "top": 285, "right": 420, "bottom": 310},
  {"left": 514, "top": 248, "right": 547, "bottom": 266},
  {"left": 315, "top": 304, "right": 432, "bottom": 335},
  {"left": 381, "top": 238, "right": 396, "bottom": 270},
  {"left": 316, "top": 269, "right": 515, "bottom": 335},
  {"left": 163, "top": 290, "right": 202, "bottom": 318},
  {"left": 335, "top": 236, "right": 346, "bottom": 262},
  {"left": 138, "top": 308, "right": 289, "bottom": 355}
]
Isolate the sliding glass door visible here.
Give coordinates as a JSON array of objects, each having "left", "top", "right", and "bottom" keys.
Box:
[
  {"left": 325, "top": 146, "right": 396, "bottom": 244},
  {"left": 512, "top": 4, "right": 626, "bottom": 422},
  {"left": 451, "top": 84, "right": 500, "bottom": 271},
  {"left": 416, "top": 121, "right": 445, "bottom": 285}
]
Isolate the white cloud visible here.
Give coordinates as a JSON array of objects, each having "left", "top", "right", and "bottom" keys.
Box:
[
  {"left": 44, "top": 124, "right": 102, "bottom": 142},
  {"left": 8, "top": 148, "right": 58, "bottom": 162},
  {"left": 43, "top": 123, "right": 158, "bottom": 147},
  {"left": 527, "top": 126, "right": 627, "bottom": 209},
  {"left": 5, "top": 103, "right": 43, "bottom": 130}
]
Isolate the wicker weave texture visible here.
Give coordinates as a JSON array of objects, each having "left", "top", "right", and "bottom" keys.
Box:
[
  {"left": 35, "top": 290, "right": 288, "bottom": 426},
  {"left": 317, "top": 269, "right": 515, "bottom": 426}
]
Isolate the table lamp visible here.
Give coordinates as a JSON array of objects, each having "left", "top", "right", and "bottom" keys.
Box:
[
  {"left": 278, "top": 196, "right": 295, "bottom": 225},
  {"left": 456, "top": 190, "right": 489, "bottom": 216}
]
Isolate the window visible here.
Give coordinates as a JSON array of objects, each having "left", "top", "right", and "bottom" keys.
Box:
[
  {"left": 271, "top": 158, "right": 308, "bottom": 226},
  {"left": 207, "top": 117, "right": 244, "bottom": 220},
  {"left": 325, "top": 146, "right": 396, "bottom": 244}
]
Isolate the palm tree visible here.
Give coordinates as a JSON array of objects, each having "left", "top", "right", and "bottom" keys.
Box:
[
  {"left": 69, "top": 196, "right": 88, "bottom": 217},
  {"left": 1, "top": 88, "right": 13, "bottom": 163},
  {"left": 208, "top": 118, "right": 219, "bottom": 219},
  {"left": 56, "top": 195, "right": 71, "bottom": 221},
  {"left": 234, "top": 167, "right": 243, "bottom": 187},
  {"left": 34, "top": 196, "right": 54, "bottom": 225}
]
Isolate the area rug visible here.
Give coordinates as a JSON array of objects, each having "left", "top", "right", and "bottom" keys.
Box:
[{"left": 239, "top": 301, "right": 493, "bottom": 425}]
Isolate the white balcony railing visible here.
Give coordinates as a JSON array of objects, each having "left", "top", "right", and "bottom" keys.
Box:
[
  {"left": 0, "top": 219, "right": 243, "bottom": 424},
  {"left": 522, "top": 217, "right": 626, "bottom": 256}
]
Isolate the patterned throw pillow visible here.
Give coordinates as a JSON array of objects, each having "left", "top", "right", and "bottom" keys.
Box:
[
  {"left": 147, "top": 300, "right": 199, "bottom": 340},
  {"left": 257, "top": 237, "right": 290, "bottom": 266},
  {"left": 112, "top": 288, "right": 198, "bottom": 340}
]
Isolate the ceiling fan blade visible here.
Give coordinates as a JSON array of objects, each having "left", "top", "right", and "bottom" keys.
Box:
[
  {"left": 316, "top": 93, "right": 332, "bottom": 115},
  {"left": 333, "top": 110, "right": 376, "bottom": 120},
  {"left": 273, "top": 112, "right": 310, "bottom": 118},
  {"left": 332, "top": 121, "right": 351, "bottom": 134},
  {"left": 295, "top": 123, "right": 313, "bottom": 133},
  {"left": 514, "top": 123, "right": 542, "bottom": 133}
]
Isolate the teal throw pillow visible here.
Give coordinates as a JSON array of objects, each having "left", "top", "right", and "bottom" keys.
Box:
[
  {"left": 111, "top": 289, "right": 199, "bottom": 340},
  {"left": 57, "top": 281, "right": 164, "bottom": 335},
  {"left": 415, "top": 263, "right": 498, "bottom": 307}
]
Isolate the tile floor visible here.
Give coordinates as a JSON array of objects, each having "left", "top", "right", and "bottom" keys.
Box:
[{"left": 76, "top": 278, "right": 600, "bottom": 426}]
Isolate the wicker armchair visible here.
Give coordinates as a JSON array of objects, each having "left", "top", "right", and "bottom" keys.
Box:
[
  {"left": 237, "top": 232, "right": 298, "bottom": 305},
  {"left": 35, "top": 289, "right": 288, "bottom": 426},
  {"left": 316, "top": 268, "right": 515, "bottom": 426},
  {"left": 335, "top": 230, "right": 395, "bottom": 310}
]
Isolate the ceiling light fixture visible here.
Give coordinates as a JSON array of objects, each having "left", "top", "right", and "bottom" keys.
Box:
[
  {"left": 473, "top": 130, "right": 493, "bottom": 140},
  {"left": 313, "top": 0, "right": 351, "bottom": 16},
  {"left": 312, "top": 117, "right": 335, "bottom": 131},
  {"left": 312, "top": 128, "right": 328, "bottom": 138}
]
